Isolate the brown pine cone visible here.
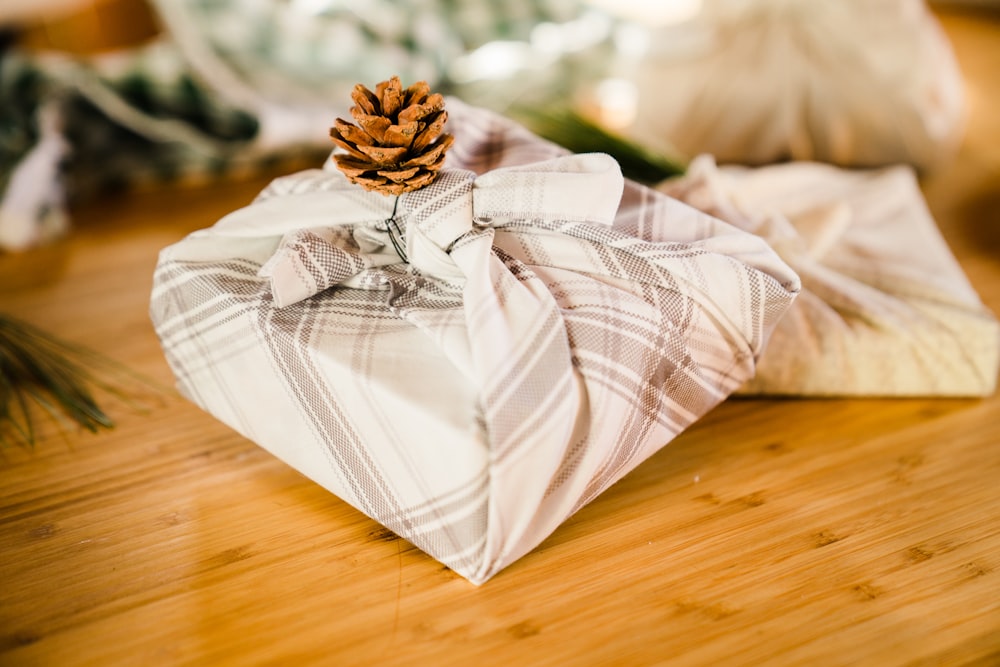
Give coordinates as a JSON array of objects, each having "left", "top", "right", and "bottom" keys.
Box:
[{"left": 329, "top": 76, "right": 455, "bottom": 196}]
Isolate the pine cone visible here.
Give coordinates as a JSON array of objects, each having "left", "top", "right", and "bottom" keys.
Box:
[{"left": 329, "top": 76, "right": 455, "bottom": 196}]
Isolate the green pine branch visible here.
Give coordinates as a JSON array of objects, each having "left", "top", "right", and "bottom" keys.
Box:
[
  {"left": 0, "top": 313, "right": 161, "bottom": 448},
  {"left": 512, "top": 106, "right": 687, "bottom": 184}
]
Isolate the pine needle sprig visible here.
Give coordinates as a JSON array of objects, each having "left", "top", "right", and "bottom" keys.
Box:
[
  {"left": 512, "top": 106, "right": 687, "bottom": 184},
  {"left": 0, "top": 313, "right": 158, "bottom": 448}
]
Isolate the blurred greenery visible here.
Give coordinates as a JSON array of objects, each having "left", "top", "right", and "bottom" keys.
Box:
[{"left": 514, "top": 105, "right": 686, "bottom": 184}]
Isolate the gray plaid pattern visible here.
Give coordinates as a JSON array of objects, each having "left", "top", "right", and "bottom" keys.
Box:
[{"left": 151, "top": 102, "right": 799, "bottom": 583}]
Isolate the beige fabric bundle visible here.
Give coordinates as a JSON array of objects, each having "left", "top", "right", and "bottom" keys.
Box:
[
  {"left": 150, "top": 102, "right": 799, "bottom": 583},
  {"left": 624, "top": 0, "right": 965, "bottom": 171},
  {"left": 660, "top": 155, "right": 999, "bottom": 396}
]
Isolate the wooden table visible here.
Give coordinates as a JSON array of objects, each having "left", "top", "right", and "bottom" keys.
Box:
[{"left": 2, "top": 8, "right": 998, "bottom": 666}]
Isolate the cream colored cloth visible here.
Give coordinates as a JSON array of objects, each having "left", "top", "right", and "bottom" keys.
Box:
[
  {"left": 659, "top": 155, "right": 999, "bottom": 396},
  {"left": 150, "top": 103, "right": 799, "bottom": 583},
  {"left": 623, "top": 0, "right": 964, "bottom": 171}
]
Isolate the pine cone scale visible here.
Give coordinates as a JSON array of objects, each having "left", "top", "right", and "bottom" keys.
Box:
[
  {"left": 410, "top": 114, "right": 447, "bottom": 153},
  {"left": 405, "top": 172, "right": 437, "bottom": 190},
  {"left": 382, "top": 122, "right": 421, "bottom": 148},
  {"left": 355, "top": 144, "right": 408, "bottom": 165},
  {"left": 403, "top": 81, "right": 431, "bottom": 105},
  {"left": 351, "top": 84, "right": 379, "bottom": 115},
  {"left": 333, "top": 119, "right": 371, "bottom": 147},
  {"left": 351, "top": 113, "right": 391, "bottom": 144},
  {"left": 398, "top": 94, "right": 445, "bottom": 124},
  {"left": 375, "top": 78, "right": 404, "bottom": 115},
  {"left": 333, "top": 155, "right": 375, "bottom": 177},
  {"left": 378, "top": 166, "right": 421, "bottom": 183},
  {"left": 401, "top": 136, "right": 453, "bottom": 168},
  {"left": 328, "top": 131, "right": 368, "bottom": 161}
]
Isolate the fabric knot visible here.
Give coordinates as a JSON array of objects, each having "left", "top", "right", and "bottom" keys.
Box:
[
  {"left": 259, "top": 153, "right": 626, "bottom": 305},
  {"left": 402, "top": 169, "right": 478, "bottom": 250},
  {"left": 400, "top": 169, "right": 478, "bottom": 280}
]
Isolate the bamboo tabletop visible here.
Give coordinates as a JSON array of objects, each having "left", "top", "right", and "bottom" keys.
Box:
[{"left": 2, "top": 8, "right": 999, "bottom": 667}]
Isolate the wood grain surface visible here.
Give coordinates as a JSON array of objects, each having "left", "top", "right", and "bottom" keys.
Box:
[{"left": 2, "top": 8, "right": 999, "bottom": 666}]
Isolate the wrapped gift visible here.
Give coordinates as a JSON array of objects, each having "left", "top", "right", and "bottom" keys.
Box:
[
  {"left": 622, "top": 0, "right": 964, "bottom": 171},
  {"left": 150, "top": 101, "right": 799, "bottom": 583},
  {"left": 659, "top": 155, "right": 999, "bottom": 397}
]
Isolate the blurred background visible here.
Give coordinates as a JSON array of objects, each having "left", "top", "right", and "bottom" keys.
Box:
[{"left": 0, "top": 0, "right": 994, "bottom": 250}]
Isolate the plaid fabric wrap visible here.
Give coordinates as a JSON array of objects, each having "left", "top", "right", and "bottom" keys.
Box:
[{"left": 150, "top": 102, "right": 799, "bottom": 583}]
